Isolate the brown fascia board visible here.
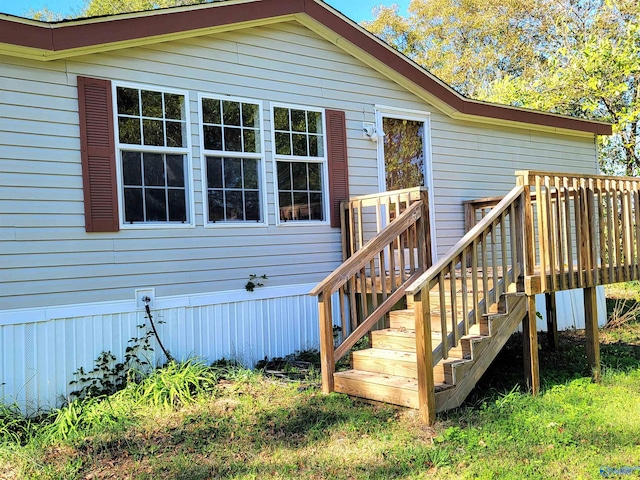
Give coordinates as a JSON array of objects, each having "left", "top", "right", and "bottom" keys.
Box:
[{"left": 0, "top": 0, "right": 612, "bottom": 136}]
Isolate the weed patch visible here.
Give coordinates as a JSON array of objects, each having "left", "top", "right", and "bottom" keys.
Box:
[{"left": 4, "top": 300, "right": 640, "bottom": 479}]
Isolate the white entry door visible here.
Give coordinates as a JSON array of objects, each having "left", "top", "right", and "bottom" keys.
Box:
[{"left": 376, "top": 106, "right": 437, "bottom": 259}]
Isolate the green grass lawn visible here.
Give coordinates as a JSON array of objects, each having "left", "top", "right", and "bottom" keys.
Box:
[{"left": 3, "top": 289, "right": 640, "bottom": 479}]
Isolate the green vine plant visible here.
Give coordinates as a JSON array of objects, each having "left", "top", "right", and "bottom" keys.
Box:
[
  {"left": 245, "top": 274, "right": 268, "bottom": 292},
  {"left": 68, "top": 313, "right": 165, "bottom": 401}
]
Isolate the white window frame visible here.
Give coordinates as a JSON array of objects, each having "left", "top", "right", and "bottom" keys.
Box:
[
  {"left": 271, "top": 103, "right": 330, "bottom": 226},
  {"left": 375, "top": 104, "right": 438, "bottom": 259},
  {"left": 112, "top": 81, "right": 195, "bottom": 229},
  {"left": 198, "top": 93, "right": 268, "bottom": 228}
]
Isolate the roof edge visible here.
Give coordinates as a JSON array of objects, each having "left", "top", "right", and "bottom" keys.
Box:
[{"left": 0, "top": 0, "right": 613, "bottom": 136}]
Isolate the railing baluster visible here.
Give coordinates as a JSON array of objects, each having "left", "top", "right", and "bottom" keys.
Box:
[
  {"left": 612, "top": 183, "right": 622, "bottom": 282},
  {"left": 375, "top": 196, "right": 382, "bottom": 235},
  {"left": 591, "top": 178, "right": 598, "bottom": 285},
  {"left": 439, "top": 272, "right": 448, "bottom": 359},
  {"left": 563, "top": 176, "right": 574, "bottom": 289},
  {"left": 491, "top": 221, "right": 499, "bottom": 304},
  {"left": 606, "top": 179, "right": 614, "bottom": 284},
  {"left": 369, "top": 259, "right": 379, "bottom": 310},
  {"left": 389, "top": 238, "right": 397, "bottom": 291},
  {"left": 481, "top": 230, "right": 490, "bottom": 315},
  {"left": 349, "top": 276, "right": 358, "bottom": 332},
  {"left": 359, "top": 266, "right": 368, "bottom": 320},
  {"left": 554, "top": 176, "right": 566, "bottom": 290},
  {"left": 356, "top": 198, "right": 364, "bottom": 252},
  {"left": 596, "top": 178, "right": 607, "bottom": 285},
  {"left": 500, "top": 213, "right": 508, "bottom": 294},
  {"left": 472, "top": 238, "right": 480, "bottom": 326},
  {"left": 461, "top": 255, "right": 469, "bottom": 336},
  {"left": 408, "top": 222, "right": 416, "bottom": 273},
  {"left": 379, "top": 250, "right": 388, "bottom": 303},
  {"left": 634, "top": 184, "right": 640, "bottom": 280},
  {"left": 546, "top": 175, "right": 559, "bottom": 290},
  {"left": 509, "top": 202, "right": 518, "bottom": 285},
  {"left": 573, "top": 177, "right": 584, "bottom": 288},
  {"left": 624, "top": 180, "right": 633, "bottom": 280},
  {"left": 339, "top": 286, "right": 347, "bottom": 339},
  {"left": 450, "top": 262, "right": 458, "bottom": 347},
  {"left": 398, "top": 231, "right": 406, "bottom": 283}
]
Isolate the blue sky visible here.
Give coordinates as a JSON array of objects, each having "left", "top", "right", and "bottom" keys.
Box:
[{"left": 0, "top": 0, "right": 410, "bottom": 21}]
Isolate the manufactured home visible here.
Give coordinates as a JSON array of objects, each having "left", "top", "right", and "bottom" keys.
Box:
[{"left": 0, "top": 0, "right": 626, "bottom": 417}]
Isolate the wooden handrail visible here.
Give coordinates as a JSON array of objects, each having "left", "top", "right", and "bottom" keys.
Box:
[
  {"left": 408, "top": 183, "right": 526, "bottom": 422},
  {"left": 407, "top": 185, "right": 525, "bottom": 295},
  {"left": 340, "top": 187, "right": 427, "bottom": 259},
  {"left": 311, "top": 201, "right": 425, "bottom": 296},
  {"left": 314, "top": 191, "right": 430, "bottom": 393}
]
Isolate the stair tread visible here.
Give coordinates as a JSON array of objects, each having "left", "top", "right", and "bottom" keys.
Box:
[
  {"left": 440, "top": 357, "right": 471, "bottom": 366},
  {"left": 352, "top": 348, "right": 416, "bottom": 361},
  {"left": 334, "top": 369, "right": 449, "bottom": 391}
]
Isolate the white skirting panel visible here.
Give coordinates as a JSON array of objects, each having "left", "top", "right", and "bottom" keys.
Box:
[
  {"left": 533, "top": 287, "right": 607, "bottom": 331},
  {"left": 0, "top": 284, "right": 322, "bottom": 414},
  {"left": 0, "top": 285, "right": 606, "bottom": 414}
]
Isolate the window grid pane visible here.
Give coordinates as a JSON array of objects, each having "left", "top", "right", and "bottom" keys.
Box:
[
  {"left": 273, "top": 107, "right": 324, "bottom": 158},
  {"left": 206, "top": 156, "right": 261, "bottom": 223},
  {"left": 277, "top": 161, "right": 323, "bottom": 222},
  {"left": 201, "top": 97, "right": 263, "bottom": 224},
  {"left": 274, "top": 106, "right": 325, "bottom": 223},
  {"left": 201, "top": 99, "right": 261, "bottom": 154},
  {"left": 122, "top": 152, "right": 187, "bottom": 223},
  {"left": 117, "top": 88, "right": 186, "bottom": 148}
]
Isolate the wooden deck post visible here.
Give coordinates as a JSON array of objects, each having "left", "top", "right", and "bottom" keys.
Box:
[
  {"left": 518, "top": 173, "right": 540, "bottom": 394},
  {"left": 413, "top": 290, "right": 436, "bottom": 424},
  {"left": 318, "top": 291, "right": 335, "bottom": 393},
  {"left": 545, "top": 292, "right": 559, "bottom": 350},
  {"left": 523, "top": 295, "right": 540, "bottom": 394},
  {"left": 584, "top": 286, "right": 601, "bottom": 383}
]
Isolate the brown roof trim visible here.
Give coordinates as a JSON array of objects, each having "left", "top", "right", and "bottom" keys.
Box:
[{"left": 0, "top": 0, "right": 612, "bottom": 135}]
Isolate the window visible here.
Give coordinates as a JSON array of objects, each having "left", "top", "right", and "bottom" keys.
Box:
[
  {"left": 200, "top": 96, "right": 265, "bottom": 223},
  {"left": 115, "top": 85, "right": 191, "bottom": 225},
  {"left": 272, "top": 106, "right": 327, "bottom": 223}
]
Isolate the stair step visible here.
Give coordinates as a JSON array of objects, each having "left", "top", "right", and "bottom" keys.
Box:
[
  {"left": 371, "top": 329, "right": 417, "bottom": 351},
  {"left": 434, "top": 357, "right": 471, "bottom": 384},
  {"left": 389, "top": 307, "right": 478, "bottom": 332},
  {"left": 334, "top": 370, "right": 451, "bottom": 408},
  {"left": 352, "top": 348, "right": 417, "bottom": 378}
]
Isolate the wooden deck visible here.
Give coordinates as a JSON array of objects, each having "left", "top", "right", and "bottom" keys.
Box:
[{"left": 313, "top": 171, "right": 640, "bottom": 423}]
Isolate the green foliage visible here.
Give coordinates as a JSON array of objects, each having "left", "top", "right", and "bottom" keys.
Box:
[
  {"left": 129, "top": 360, "right": 218, "bottom": 408},
  {"left": 81, "top": 0, "right": 212, "bottom": 17},
  {"left": 366, "top": 0, "right": 640, "bottom": 175},
  {"left": 68, "top": 321, "right": 154, "bottom": 401},
  {"left": 1, "top": 331, "right": 640, "bottom": 478},
  {"left": 245, "top": 274, "right": 268, "bottom": 292},
  {"left": 0, "top": 403, "right": 35, "bottom": 445},
  {"left": 382, "top": 117, "right": 425, "bottom": 190}
]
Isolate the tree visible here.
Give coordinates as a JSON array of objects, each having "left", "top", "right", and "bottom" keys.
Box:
[
  {"left": 81, "top": 0, "right": 212, "bottom": 17},
  {"left": 366, "top": 0, "right": 640, "bottom": 175}
]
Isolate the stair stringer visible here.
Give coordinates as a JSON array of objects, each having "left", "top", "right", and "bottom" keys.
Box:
[{"left": 434, "top": 293, "right": 527, "bottom": 412}]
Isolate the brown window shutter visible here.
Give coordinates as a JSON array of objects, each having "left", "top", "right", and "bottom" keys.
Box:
[
  {"left": 325, "top": 109, "right": 349, "bottom": 228},
  {"left": 77, "top": 76, "right": 119, "bottom": 232}
]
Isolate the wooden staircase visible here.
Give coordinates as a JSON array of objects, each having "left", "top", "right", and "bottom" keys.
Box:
[
  {"left": 333, "top": 286, "right": 527, "bottom": 411},
  {"left": 313, "top": 171, "right": 640, "bottom": 423}
]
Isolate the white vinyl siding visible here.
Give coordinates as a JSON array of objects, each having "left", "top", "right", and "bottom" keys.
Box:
[{"left": 0, "top": 20, "right": 598, "bottom": 312}]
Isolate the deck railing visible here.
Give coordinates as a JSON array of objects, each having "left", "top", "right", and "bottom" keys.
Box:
[
  {"left": 314, "top": 170, "right": 640, "bottom": 423},
  {"left": 405, "top": 185, "right": 526, "bottom": 421},
  {"left": 310, "top": 197, "right": 430, "bottom": 393},
  {"left": 517, "top": 171, "right": 640, "bottom": 294},
  {"left": 341, "top": 187, "right": 428, "bottom": 260}
]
